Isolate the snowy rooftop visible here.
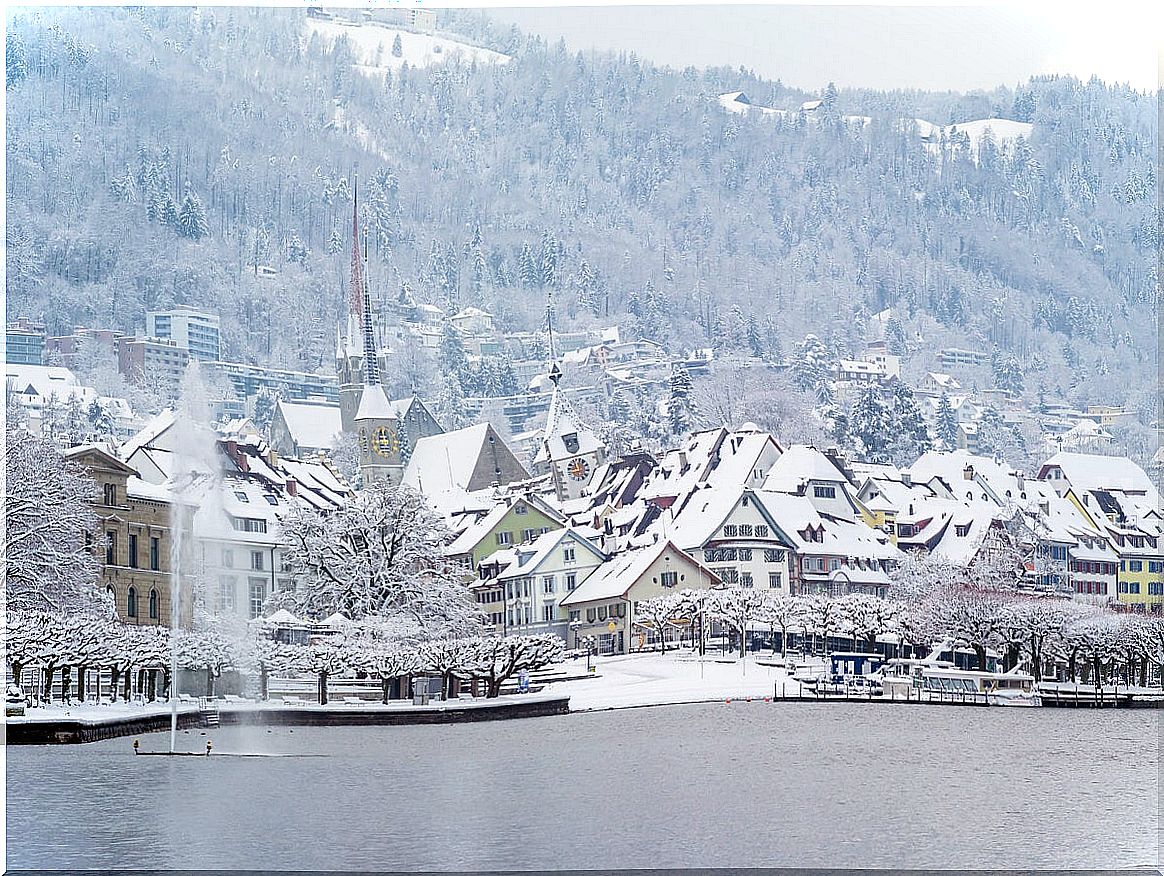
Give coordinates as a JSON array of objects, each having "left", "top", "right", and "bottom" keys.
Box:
[
  {"left": 276, "top": 400, "right": 342, "bottom": 452},
  {"left": 763, "top": 445, "right": 849, "bottom": 493}
]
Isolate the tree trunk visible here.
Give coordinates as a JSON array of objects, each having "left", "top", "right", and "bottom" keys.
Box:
[
  {"left": 738, "top": 626, "right": 746, "bottom": 658},
  {"left": 162, "top": 669, "right": 171, "bottom": 700},
  {"left": 1139, "top": 659, "right": 1148, "bottom": 688},
  {"left": 12, "top": 662, "right": 23, "bottom": 689},
  {"left": 61, "top": 665, "right": 73, "bottom": 704},
  {"left": 381, "top": 676, "right": 391, "bottom": 705},
  {"left": 123, "top": 667, "right": 132, "bottom": 701},
  {"left": 487, "top": 677, "right": 502, "bottom": 698},
  {"left": 77, "top": 665, "right": 88, "bottom": 702},
  {"left": 111, "top": 666, "right": 121, "bottom": 702},
  {"left": 260, "top": 666, "right": 269, "bottom": 701},
  {"left": 42, "top": 664, "right": 56, "bottom": 704},
  {"left": 1068, "top": 647, "right": 1078, "bottom": 681},
  {"left": 973, "top": 644, "right": 987, "bottom": 671},
  {"left": 318, "top": 669, "right": 328, "bottom": 705}
]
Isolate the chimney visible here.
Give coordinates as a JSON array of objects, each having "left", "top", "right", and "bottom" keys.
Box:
[
  {"left": 285, "top": 478, "right": 297, "bottom": 497},
  {"left": 963, "top": 465, "right": 975, "bottom": 481},
  {"left": 901, "top": 472, "right": 912, "bottom": 487},
  {"left": 223, "top": 440, "right": 249, "bottom": 473}
]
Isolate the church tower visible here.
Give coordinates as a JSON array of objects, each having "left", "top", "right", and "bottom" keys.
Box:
[
  {"left": 534, "top": 362, "right": 605, "bottom": 502},
  {"left": 345, "top": 182, "right": 403, "bottom": 487}
]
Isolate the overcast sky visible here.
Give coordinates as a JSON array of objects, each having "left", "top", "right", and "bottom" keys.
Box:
[{"left": 488, "top": 3, "right": 1160, "bottom": 93}]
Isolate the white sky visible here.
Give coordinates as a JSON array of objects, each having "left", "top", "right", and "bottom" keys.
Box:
[{"left": 486, "top": 2, "right": 1162, "bottom": 93}]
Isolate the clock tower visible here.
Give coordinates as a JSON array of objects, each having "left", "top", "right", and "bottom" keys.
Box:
[{"left": 534, "top": 363, "right": 605, "bottom": 502}]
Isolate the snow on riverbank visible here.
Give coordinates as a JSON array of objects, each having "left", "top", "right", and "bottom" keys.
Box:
[
  {"left": 559, "top": 652, "right": 812, "bottom": 711},
  {"left": 8, "top": 701, "right": 199, "bottom": 723}
]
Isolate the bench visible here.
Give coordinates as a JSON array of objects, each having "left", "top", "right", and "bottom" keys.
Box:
[
  {"left": 342, "top": 696, "right": 365, "bottom": 705},
  {"left": 281, "top": 696, "right": 307, "bottom": 706}
]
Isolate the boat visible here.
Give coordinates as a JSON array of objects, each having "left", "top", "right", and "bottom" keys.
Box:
[
  {"left": 814, "top": 652, "right": 885, "bottom": 696},
  {"left": 879, "top": 656, "right": 1040, "bottom": 707}
]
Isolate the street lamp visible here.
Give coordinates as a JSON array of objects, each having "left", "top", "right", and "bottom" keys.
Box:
[
  {"left": 583, "top": 635, "right": 596, "bottom": 672},
  {"left": 569, "top": 618, "right": 582, "bottom": 652}
]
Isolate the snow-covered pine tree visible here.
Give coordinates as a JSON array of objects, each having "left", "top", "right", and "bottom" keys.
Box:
[
  {"left": 391, "top": 33, "right": 402, "bottom": 58},
  {"left": 176, "top": 192, "right": 209, "bottom": 239},
  {"left": 849, "top": 384, "right": 892, "bottom": 462},
  {"left": 935, "top": 392, "right": 958, "bottom": 448}
]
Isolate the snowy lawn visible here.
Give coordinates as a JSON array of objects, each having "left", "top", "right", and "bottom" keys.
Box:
[
  {"left": 558, "top": 651, "right": 814, "bottom": 711},
  {"left": 8, "top": 701, "right": 200, "bottom": 724}
]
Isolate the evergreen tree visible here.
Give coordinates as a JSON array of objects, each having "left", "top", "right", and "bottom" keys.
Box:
[
  {"left": 849, "top": 385, "right": 892, "bottom": 462},
  {"left": 176, "top": 192, "right": 209, "bottom": 240},
  {"left": 991, "top": 350, "right": 1025, "bottom": 395},
  {"left": 608, "top": 390, "right": 631, "bottom": 423},
  {"left": 518, "top": 242, "right": 539, "bottom": 288},
  {"left": 252, "top": 387, "right": 280, "bottom": 434},
  {"left": 792, "top": 334, "right": 830, "bottom": 392},
  {"left": 391, "top": 34, "right": 403, "bottom": 58},
  {"left": 885, "top": 381, "right": 932, "bottom": 465},
  {"left": 668, "top": 362, "right": 695, "bottom": 438},
  {"left": 433, "top": 373, "right": 468, "bottom": 431},
  {"left": 437, "top": 322, "right": 467, "bottom": 381},
  {"left": 87, "top": 399, "right": 116, "bottom": 443},
  {"left": 935, "top": 392, "right": 959, "bottom": 448},
  {"left": 884, "top": 316, "right": 907, "bottom": 356},
  {"left": 745, "top": 316, "right": 764, "bottom": 358}
]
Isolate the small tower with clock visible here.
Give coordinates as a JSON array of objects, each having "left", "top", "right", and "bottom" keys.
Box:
[{"left": 533, "top": 362, "right": 605, "bottom": 502}]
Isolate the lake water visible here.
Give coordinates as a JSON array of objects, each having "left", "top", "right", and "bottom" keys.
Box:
[{"left": 5, "top": 702, "right": 1159, "bottom": 870}]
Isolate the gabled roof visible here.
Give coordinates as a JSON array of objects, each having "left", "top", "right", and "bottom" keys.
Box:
[
  {"left": 763, "top": 445, "right": 850, "bottom": 493},
  {"left": 1039, "top": 452, "right": 1157, "bottom": 500},
  {"left": 534, "top": 385, "right": 602, "bottom": 466},
  {"left": 497, "top": 527, "right": 607, "bottom": 581},
  {"left": 64, "top": 443, "right": 138, "bottom": 476},
  {"left": 404, "top": 423, "right": 530, "bottom": 511},
  {"left": 560, "top": 539, "right": 720, "bottom": 606},
  {"left": 275, "top": 399, "right": 342, "bottom": 452}
]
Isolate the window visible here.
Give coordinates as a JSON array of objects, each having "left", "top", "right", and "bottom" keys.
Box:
[
  {"left": 704, "top": 548, "right": 738, "bottom": 563},
  {"left": 150, "top": 537, "right": 160, "bottom": 571},
  {"left": 127, "top": 586, "right": 137, "bottom": 617},
  {"left": 514, "top": 503, "right": 528, "bottom": 515},
  {"left": 103, "top": 483, "right": 117, "bottom": 506},
  {"left": 563, "top": 547, "right": 576, "bottom": 563},
  {"left": 106, "top": 532, "right": 116, "bottom": 565},
  {"left": 248, "top": 579, "right": 267, "bottom": 619},
  {"left": 955, "top": 524, "right": 971, "bottom": 537},
  {"left": 128, "top": 534, "right": 139, "bottom": 568},
  {"left": 738, "top": 525, "right": 753, "bottom": 537},
  {"left": 1148, "top": 583, "right": 1164, "bottom": 596},
  {"left": 1130, "top": 561, "right": 1143, "bottom": 572},
  {"left": 754, "top": 525, "right": 769, "bottom": 538},
  {"left": 251, "top": 550, "right": 265, "bottom": 572},
  {"left": 723, "top": 525, "right": 738, "bottom": 537},
  {"left": 813, "top": 485, "right": 836, "bottom": 499},
  {"left": 569, "top": 610, "right": 580, "bottom": 622},
  {"left": 263, "top": 495, "right": 279, "bottom": 506},
  {"left": 660, "top": 571, "right": 678, "bottom": 588},
  {"left": 542, "top": 602, "right": 556, "bottom": 623},
  {"left": 829, "top": 559, "right": 841, "bottom": 572},
  {"left": 566, "top": 573, "right": 577, "bottom": 591},
  {"left": 231, "top": 517, "right": 267, "bottom": 533},
  {"left": 148, "top": 589, "right": 159, "bottom": 620},
  {"left": 741, "top": 572, "right": 754, "bottom": 588},
  {"left": 1150, "top": 561, "right": 1163, "bottom": 574},
  {"left": 768, "top": 572, "right": 783, "bottom": 589},
  {"left": 587, "top": 608, "right": 596, "bottom": 623},
  {"left": 542, "top": 575, "right": 556, "bottom": 594},
  {"left": 218, "top": 576, "right": 237, "bottom": 612},
  {"left": 764, "top": 549, "right": 785, "bottom": 563},
  {"left": 598, "top": 606, "right": 607, "bottom": 621},
  {"left": 496, "top": 531, "right": 513, "bottom": 546},
  {"left": 234, "top": 490, "right": 250, "bottom": 503},
  {"left": 738, "top": 548, "right": 753, "bottom": 562},
  {"left": 716, "top": 568, "right": 739, "bottom": 584}
]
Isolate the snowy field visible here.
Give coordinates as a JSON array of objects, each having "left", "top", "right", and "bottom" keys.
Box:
[
  {"left": 560, "top": 651, "right": 812, "bottom": 711},
  {"left": 305, "top": 18, "right": 510, "bottom": 76}
]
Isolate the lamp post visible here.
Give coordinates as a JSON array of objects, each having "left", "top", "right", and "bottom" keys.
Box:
[
  {"left": 584, "top": 635, "right": 596, "bottom": 672},
  {"left": 570, "top": 619, "right": 582, "bottom": 652}
]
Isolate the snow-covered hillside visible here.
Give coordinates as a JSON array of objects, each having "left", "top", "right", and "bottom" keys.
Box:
[
  {"left": 720, "top": 91, "right": 1033, "bottom": 160},
  {"left": 305, "top": 18, "right": 510, "bottom": 75}
]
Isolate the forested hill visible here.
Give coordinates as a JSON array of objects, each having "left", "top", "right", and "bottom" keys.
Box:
[{"left": 5, "top": 6, "right": 1159, "bottom": 414}]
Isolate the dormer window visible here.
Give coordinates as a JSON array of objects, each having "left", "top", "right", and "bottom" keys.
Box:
[{"left": 235, "top": 491, "right": 249, "bottom": 503}]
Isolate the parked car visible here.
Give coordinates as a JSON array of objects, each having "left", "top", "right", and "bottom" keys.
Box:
[{"left": 6, "top": 684, "right": 27, "bottom": 717}]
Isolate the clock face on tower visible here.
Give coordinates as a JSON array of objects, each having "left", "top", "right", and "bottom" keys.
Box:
[
  {"left": 372, "top": 426, "right": 399, "bottom": 458},
  {"left": 566, "top": 457, "right": 591, "bottom": 482}
]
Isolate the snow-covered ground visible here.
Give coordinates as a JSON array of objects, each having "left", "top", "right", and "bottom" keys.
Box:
[
  {"left": 305, "top": 18, "right": 510, "bottom": 76},
  {"left": 7, "top": 701, "right": 199, "bottom": 723},
  {"left": 559, "top": 651, "right": 813, "bottom": 711}
]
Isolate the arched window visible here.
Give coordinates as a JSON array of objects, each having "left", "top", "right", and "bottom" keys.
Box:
[
  {"left": 127, "top": 586, "right": 138, "bottom": 618},
  {"left": 148, "top": 589, "right": 159, "bottom": 620}
]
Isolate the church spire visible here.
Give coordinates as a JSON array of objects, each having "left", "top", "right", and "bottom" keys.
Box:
[{"left": 350, "top": 176, "right": 380, "bottom": 387}]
